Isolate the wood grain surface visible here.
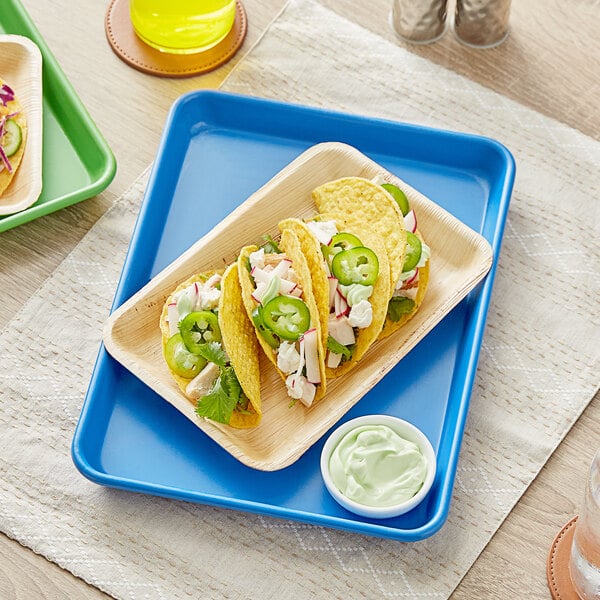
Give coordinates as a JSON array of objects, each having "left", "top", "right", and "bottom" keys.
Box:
[{"left": 1, "top": 0, "right": 598, "bottom": 598}]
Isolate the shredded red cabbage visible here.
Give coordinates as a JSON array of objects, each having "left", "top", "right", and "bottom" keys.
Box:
[
  {"left": 0, "top": 116, "right": 13, "bottom": 172},
  {"left": 0, "top": 144, "right": 12, "bottom": 173},
  {"left": 0, "top": 83, "right": 15, "bottom": 106}
]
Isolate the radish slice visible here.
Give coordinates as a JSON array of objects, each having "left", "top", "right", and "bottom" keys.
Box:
[
  {"left": 251, "top": 281, "right": 267, "bottom": 302},
  {"left": 404, "top": 268, "right": 419, "bottom": 287},
  {"left": 404, "top": 210, "right": 417, "bottom": 233},
  {"left": 302, "top": 329, "right": 321, "bottom": 384},
  {"left": 334, "top": 289, "right": 349, "bottom": 317},
  {"left": 167, "top": 303, "right": 179, "bottom": 337},
  {"left": 251, "top": 267, "right": 274, "bottom": 285},
  {"left": 279, "top": 279, "right": 298, "bottom": 295},
  {"left": 291, "top": 337, "right": 306, "bottom": 388},
  {"left": 328, "top": 277, "right": 338, "bottom": 309},
  {"left": 271, "top": 257, "right": 293, "bottom": 278}
]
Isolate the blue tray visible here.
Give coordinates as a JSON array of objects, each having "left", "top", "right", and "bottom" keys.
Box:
[{"left": 72, "top": 91, "right": 514, "bottom": 541}]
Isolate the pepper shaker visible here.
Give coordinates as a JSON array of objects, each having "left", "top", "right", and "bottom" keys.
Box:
[
  {"left": 390, "top": 0, "right": 448, "bottom": 44},
  {"left": 454, "top": 0, "right": 511, "bottom": 48}
]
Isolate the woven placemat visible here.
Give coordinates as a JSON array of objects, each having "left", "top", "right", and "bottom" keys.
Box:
[{"left": 1, "top": 1, "right": 599, "bottom": 598}]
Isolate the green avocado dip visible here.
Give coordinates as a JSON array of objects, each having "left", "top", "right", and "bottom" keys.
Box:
[{"left": 328, "top": 424, "right": 428, "bottom": 507}]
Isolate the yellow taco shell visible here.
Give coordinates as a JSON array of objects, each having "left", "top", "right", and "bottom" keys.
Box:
[
  {"left": 0, "top": 79, "right": 27, "bottom": 198},
  {"left": 380, "top": 239, "right": 430, "bottom": 339},
  {"left": 311, "top": 177, "right": 407, "bottom": 288},
  {"left": 160, "top": 265, "right": 262, "bottom": 429},
  {"left": 279, "top": 216, "right": 391, "bottom": 379},
  {"left": 238, "top": 229, "right": 327, "bottom": 404}
]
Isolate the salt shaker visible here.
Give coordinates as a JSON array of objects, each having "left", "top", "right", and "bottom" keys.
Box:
[
  {"left": 390, "top": 0, "right": 448, "bottom": 44},
  {"left": 569, "top": 447, "right": 600, "bottom": 599},
  {"left": 454, "top": 0, "right": 511, "bottom": 48}
]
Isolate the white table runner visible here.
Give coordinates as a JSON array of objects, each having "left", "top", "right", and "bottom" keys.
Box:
[{"left": 1, "top": 1, "right": 599, "bottom": 598}]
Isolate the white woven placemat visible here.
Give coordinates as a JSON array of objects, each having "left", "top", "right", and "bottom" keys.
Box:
[{"left": 1, "top": 1, "right": 599, "bottom": 598}]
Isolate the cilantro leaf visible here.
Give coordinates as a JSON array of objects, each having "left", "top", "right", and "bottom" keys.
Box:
[
  {"left": 260, "top": 234, "right": 282, "bottom": 254},
  {"left": 194, "top": 366, "right": 248, "bottom": 425},
  {"left": 195, "top": 375, "right": 237, "bottom": 424},
  {"left": 387, "top": 297, "right": 415, "bottom": 322},
  {"left": 326, "top": 336, "right": 353, "bottom": 361},
  {"left": 220, "top": 366, "right": 242, "bottom": 401},
  {"left": 197, "top": 341, "right": 227, "bottom": 369}
]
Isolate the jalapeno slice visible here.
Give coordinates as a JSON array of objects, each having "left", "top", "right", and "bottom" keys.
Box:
[
  {"left": 331, "top": 247, "right": 379, "bottom": 286},
  {"left": 322, "top": 232, "right": 363, "bottom": 263},
  {"left": 262, "top": 296, "right": 311, "bottom": 341},
  {"left": 179, "top": 311, "right": 221, "bottom": 353},
  {"left": 402, "top": 232, "right": 423, "bottom": 273},
  {"left": 382, "top": 183, "right": 410, "bottom": 216},
  {"left": 330, "top": 232, "right": 362, "bottom": 252},
  {"left": 164, "top": 333, "right": 207, "bottom": 378},
  {"left": 251, "top": 307, "right": 279, "bottom": 348}
]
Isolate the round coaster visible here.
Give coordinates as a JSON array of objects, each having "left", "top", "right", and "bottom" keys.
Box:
[
  {"left": 105, "top": 0, "right": 247, "bottom": 78},
  {"left": 547, "top": 517, "right": 582, "bottom": 600}
]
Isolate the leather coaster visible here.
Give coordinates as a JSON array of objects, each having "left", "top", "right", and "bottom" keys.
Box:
[
  {"left": 547, "top": 517, "right": 582, "bottom": 600},
  {"left": 105, "top": 0, "right": 247, "bottom": 78}
]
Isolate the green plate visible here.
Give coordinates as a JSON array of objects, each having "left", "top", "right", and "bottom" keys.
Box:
[{"left": 0, "top": 0, "right": 116, "bottom": 232}]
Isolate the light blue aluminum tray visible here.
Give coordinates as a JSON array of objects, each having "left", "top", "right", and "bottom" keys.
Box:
[{"left": 72, "top": 91, "right": 514, "bottom": 541}]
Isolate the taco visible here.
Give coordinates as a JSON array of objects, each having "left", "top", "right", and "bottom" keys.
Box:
[
  {"left": 278, "top": 215, "right": 390, "bottom": 378},
  {"left": 238, "top": 229, "right": 326, "bottom": 408},
  {"left": 0, "top": 79, "right": 27, "bottom": 197},
  {"left": 375, "top": 179, "right": 431, "bottom": 338},
  {"left": 160, "top": 263, "right": 262, "bottom": 429},
  {"left": 311, "top": 176, "right": 430, "bottom": 339}
]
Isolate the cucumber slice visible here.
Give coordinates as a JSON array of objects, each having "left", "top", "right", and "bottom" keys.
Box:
[{"left": 2, "top": 119, "right": 22, "bottom": 157}]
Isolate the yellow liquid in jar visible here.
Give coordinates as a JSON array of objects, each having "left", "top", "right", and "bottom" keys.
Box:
[{"left": 130, "top": 0, "right": 236, "bottom": 54}]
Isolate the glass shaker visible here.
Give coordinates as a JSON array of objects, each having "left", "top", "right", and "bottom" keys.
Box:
[{"left": 569, "top": 447, "right": 600, "bottom": 599}]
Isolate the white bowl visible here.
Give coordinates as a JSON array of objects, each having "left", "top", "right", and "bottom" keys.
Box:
[{"left": 320, "top": 414, "right": 436, "bottom": 519}]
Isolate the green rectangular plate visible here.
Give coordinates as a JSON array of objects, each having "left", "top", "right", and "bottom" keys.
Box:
[{"left": 0, "top": 0, "right": 116, "bottom": 232}]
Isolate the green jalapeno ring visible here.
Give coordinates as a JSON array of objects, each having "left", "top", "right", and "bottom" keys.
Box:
[
  {"left": 261, "top": 295, "right": 311, "bottom": 342},
  {"left": 402, "top": 232, "right": 423, "bottom": 273},
  {"left": 251, "top": 307, "right": 279, "bottom": 348},
  {"left": 330, "top": 232, "right": 363, "bottom": 251},
  {"left": 179, "top": 310, "right": 222, "bottom": 354},
  {"left": 331, "top": 246, "right": 379, "bottom": 286},
  {"left": 382, "top": 183, "right": 410, "bottom": 216},
  {"left": 164, "top": 333, "right": 207, "bottom": 378},
  {"left": 322, "top": 232, "right": 363, "bottom": 264}
]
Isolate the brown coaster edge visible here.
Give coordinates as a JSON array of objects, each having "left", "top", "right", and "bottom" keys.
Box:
[
  {"left": 547, "top": 516, "right": 581, "bottom": 600},
  {"left": 105, "top": 0, "right": 247, "bottom": 78}
]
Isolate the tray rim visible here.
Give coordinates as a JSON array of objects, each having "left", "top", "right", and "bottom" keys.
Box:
[
  {"left": 71, "top": 90, "right": 516, "bottom": 541},
  {"left": 0, "top": 0, "right": 116, "bottom": 232}
]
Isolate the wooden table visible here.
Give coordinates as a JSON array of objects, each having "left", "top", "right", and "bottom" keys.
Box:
[{"left": 1, "top": 0, "right": 598, "bottom": 597}]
